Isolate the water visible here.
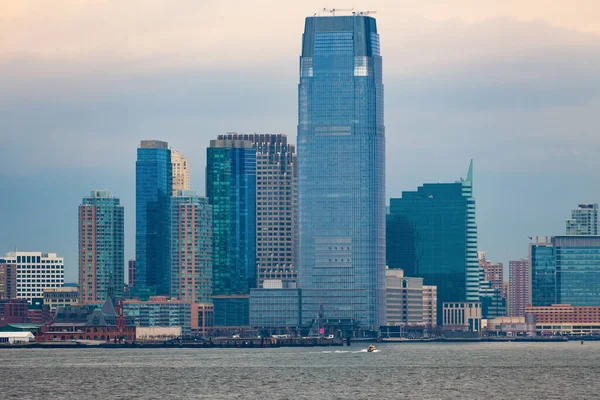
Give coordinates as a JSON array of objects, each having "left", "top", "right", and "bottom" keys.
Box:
[{"left": 1, "top": 341, "right": 599, "bottom": 399}]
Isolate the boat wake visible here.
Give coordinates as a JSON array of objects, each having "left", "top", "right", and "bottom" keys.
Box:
[{"left": 320, "top": 349, "right": 381, "bottom": 354}]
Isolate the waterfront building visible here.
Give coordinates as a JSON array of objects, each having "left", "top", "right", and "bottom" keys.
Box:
[
  {"left": 212, "top": 295, "right": 250, "bottom": 327},
  {"left": 43, "top": 287, "right": 79, "bottom": 311},
  {"left": 170, "top": 190, "right": 213, "bottom": 304},
  {"left": 206, "top": 136, "right": 256, "bottom": 326},
  {"left": 0, "top": 252, "right": 64, "bottom": 302},
  {"left": 566, "top": 203, "right": 598, "bottom": 235},
  {"left": 525, "top": 304, "right": 600, "bottom": 324},
  {"left": 442, "top": 302, "right": 482, "bottom": 332},
  {"left": 171, "top": 149, "right": 190, "bottom": 196},
  {"left": 0, "top": 299, "right": 28, "bottom": 327},
  {"left": 508, "top": 259, "right": 529, "bottom": 317},
  {"left": 249, "top": 285, "right": 301, "bottom": 329},
  {"left": 297, "top": 13, "right": 386, "bottom": 329},
  {"left": 530, "top": 236, "right": 600, "bottom": 306},
  {"left": 422, "top": 285, "right": 437, "bottom": 327},
  {"left": 128, "top": 260, "right": 136, "bottom": 287},
  {"left": 0, "top": 263, "right": 16, "bottom": 299},
  {"left": 123, "top": 296, "right": 193, "bottom": 336},
  {"left": 78, "top": 190, "right": 125, "bottom": 303},
  {"left": 387, "top": 161, "right": 479, "bottom": 325},
  {"left": 136, "top": 140, "right": 172, "bottom": 295},
  {"left": 479, "top": 268, "right": 506, "bottom": 319},
  {"left": 385, "top": 269, "right": 423, "bottom": 326},
  {"left": 485, "top": 316, "right": 536, "bottom": 336}
]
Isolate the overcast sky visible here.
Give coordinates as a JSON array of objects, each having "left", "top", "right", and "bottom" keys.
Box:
[{"left": 1, "top": 0, "right": 599, "bottom": 281}]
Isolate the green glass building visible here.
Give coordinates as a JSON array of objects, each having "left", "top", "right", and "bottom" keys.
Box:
[{"left": 387, "top": 161, "right": 479, "bottom": 324}]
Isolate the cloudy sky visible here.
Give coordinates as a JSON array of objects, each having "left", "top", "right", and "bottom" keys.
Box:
[{"left": 1, "top": 0, "right": 599, "bottom": 281}]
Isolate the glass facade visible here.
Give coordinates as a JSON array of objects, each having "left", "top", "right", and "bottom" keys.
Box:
[
  {"left": 79, "top": 190, "right": 124, "bottom": 303},
  {"left": 531, "top": 236, "right": 600, "bottom": 306},
  {"left": 387, "top": 162, "right": 479, "bottom": 324},
  {"left": 297, "top": 15, "right": 386, "bottom": 328},
  {"left": 249, "top": 288, "right": 301, "bottom": 328},
  {"left": 135, "top": 140, "right": 172, "bottom": 294},
  {"left": 206, "top": 139, "right": 256, "bottom": 296}
]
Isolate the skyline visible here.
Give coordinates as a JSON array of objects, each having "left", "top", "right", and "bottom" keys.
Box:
[{"left": 2, "top": 3, "right": 600, "bottom": 281}]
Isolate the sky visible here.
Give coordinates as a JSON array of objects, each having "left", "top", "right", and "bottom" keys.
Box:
[{"left": 1, "top": 0, "right": 599, "bottom": 282}]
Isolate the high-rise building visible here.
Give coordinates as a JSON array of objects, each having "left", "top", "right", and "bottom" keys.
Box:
[
  {"left": 531, "top": 235, "right": 600, "bottom": 306},
  {"left": 508, "top": 259, "right": 529, "bottom": 317},
  {"left": 479, "top": 254, "right": 504, "bottom": 295},
  {"left": 387, "top": 161, "right": 478, "bottom": 324},
  {"left": 297, "top": 14, "right": 386, "bottom": 329},
  {"left": 0, "top": 252, "right": 64, "bottom": 302},
  {"left": 479, "top": 268, "right": 506, "bottom": 318},
  {"left": 128, "top": 260, "right": 136, "bottom": 287},
  {"left": 78, "top": 190, "right": 124, "bottom": 303},
  {"left": 136, "top": 140, "right": 172, "bottom": 294},
  {"left": 566, "top": 203, "right": 598, "bottom": 235},
  {"left": 0, "top": 263, "right": 16, "bottom": 299},
  {"left": 171, "top": 149, "right": 190, "bottom": 196},
  {"left": 170, "top": 190, "right": 213, "bottom": 304},
  {"left": 422, "top": 285, "right": 437, "bottom": 327}
]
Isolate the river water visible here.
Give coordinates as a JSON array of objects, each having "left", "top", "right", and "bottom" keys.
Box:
[{"left": 1, "top": 341, "right": 598, "bottom": 399}]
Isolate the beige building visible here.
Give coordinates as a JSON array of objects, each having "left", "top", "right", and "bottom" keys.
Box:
[
  {"left": 43, "top": 287, "right": 79, "bottom": 311},
  {"left": 422, "top": 285, "right": 437, "bottom": 327},
  {"left": 385, "top": 269, "right": 423, "bottom": 326},
  {"left": 443, "top": 302, "right": 482, "bottom": 332},
  {"left": 171, "top": 149, "right": 190, "bottom": 196},
  {"left": 136, "top": 326, "right": 182, "bottom": 341}
]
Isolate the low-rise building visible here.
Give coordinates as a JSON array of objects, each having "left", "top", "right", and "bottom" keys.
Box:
[
  {"left": 485, "top": 316, "right": 536, "bottom": 336},
  {"left": 525, "top": 304, "right": 600, "bottom": 324},
  {"left": 123, "top": 296, "right": 192, "bottom": 336},
  {"left": 443, "top": 302, "right": 482, "bottom": 332},
  {"left": 249, "top": 287, "right": 301, "bottom": 330},
  {"left": 0, "top": 332, "right": 35, "bottom": 343},
  {"left": 136, "top": 326, "right": 182, "bottom": 341},
  {"left": 213, "top": 295, "right": 250, "bottom": 328},
  {"left": 385, "top": 269, "right": 423, "bottom": 326},
  {"left": 422, "top": 286, "right": 437, "bottom": 327},
  {"left": 0, "top": 298, "right": 28, "bottom": 327},
  {"left": 43, "top": 287, "right": 79, "bottom": 311}
]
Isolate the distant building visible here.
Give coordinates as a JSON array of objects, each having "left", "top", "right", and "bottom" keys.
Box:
[
  {"left": 78, "top": 190, "right": 124, "bottom": 303},
  {"left": 0, "top": 252, "right": 64, "bottom": 302},
  {"left": 442, "top": 302, "right": 482, "bottom": 332},
  {"left": 212, "top": 295, "right": 250, "bottom": 328},
  {"left": 171, "top": 149, "right": 190, "bottom": 196},
  {"left": 422, "top": 286, "right": 437, "bottom": 327},
  {"left": 123, "top": 296, "right": 192, "bottom": 336},
  {"left": 479, "top": 256, "right": 504, "bottom": 295},
  {"left": 170, "top": 191, "right": 213, "bottom": 304},
  {"left": 43, "top": 287, "right": 79, "bottom": 311},
  {"left": 0, "top": 299, "right": 28, "bottom": 327},
  {"left": 387, "top": 161, "right": 479, "bottom": 325},
  {"left": 485, "top": 316, "right": 535, "bottom": 336},
  {"left": 508, "top": 259, "right": 529, "bottom": 317},
  {"left": 128, "top": 260, "right": 136, "bottom": 287},
  {"left": 530, "top": 236, "right": 600, "bottom": 306},
  {"left": 136, "top": 140, "right": 172, "bottom": 295},
  {"left": 566, "top": 203, "right": 598, "bottom": 235},
  {"left": 525, "top": 304, "right": 600, "bottom": 324},
  {"left": 0, "top": 263, "right": 16, "bottom": 299},
  {"left": 385, "top": 269, "right": 423, "bottom": 326},
  {"left": 479, "top": 268, "right": 506, "bottom": 319},
  {"left": 249, "top": 285, "right": 301, "bottom": 329}
]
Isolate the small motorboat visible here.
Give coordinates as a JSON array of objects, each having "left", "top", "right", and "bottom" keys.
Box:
[{"left": 367, "top": 345, "right": 377, "bottom": 352}]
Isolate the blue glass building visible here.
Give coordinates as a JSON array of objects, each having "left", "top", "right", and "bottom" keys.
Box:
[
  {"left": 135, "top": 140, "right": 172, "bottom": 295},
  {"left": 297, "top": 15, "right": 386, "bottom": 328},
  {"left": 530, "top": 236, "right": 600, "bottom": 306},
  {"left": 387, "top": 162, "right": 479, "bottom": 324},
  {"left": 206, "top": 137, "right": 256, "bottom": 297}
]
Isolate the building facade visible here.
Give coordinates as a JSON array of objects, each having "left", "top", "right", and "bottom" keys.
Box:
[
  {"left": 508, "top": 259, "right": 529, "bottom": 317},
  {"left": 123, "top": 296, "right": 192, "bottom": 336},
  {"left": 422, "top": 285, "right": 437, "bottom": 327},
  {"left": 442, "top": 302, "right": 482, "bottom": 332},
  {"left": 0, "top": 263, "right": 16, "bottom": 299},
  {"left": 479, "top": 257, "right": 504, "bottom": 294},
  {"left": 0, "top": 252, "right": 64, "bottom": 302},
  {"left": 297, "top": 14, "right": 386, "bottom": 329},
  {"left": 249, "top": 288, "right": 301, "bottom": 329},
  {"left": 385, "top": 269, "right": 424, "bottom": 326},
  {"left": 525, "top": 304, "right": 600, "bottom": 324},
  {"left": 566, "top": 203, "right": 598, "bottom": 235},
  {"left": 128, "top": 260, "right": 136, "bottom": 287},
  {"left": 479, "top": 268, "right": 506, "bottom": 319},
  {"left": 43, "top": 287, "right": 79, "bottom": 311},
  {"left": 79, "top": 190, "right": 124, "bottom": 303},
  {"left": 170, "top": 190, "right": 213, "bottom": 304},
  {"left": 530, "top": 236, "right": 600, "bottom": 306},
  {"left": 171, "top": 149, "right": 190, "bottom": 196},
  {"left": 387, "top": 161, "right": 478, "bottom": 324},
  {"left": 136, "top": 140, "right": 172, "bottom": 295}
]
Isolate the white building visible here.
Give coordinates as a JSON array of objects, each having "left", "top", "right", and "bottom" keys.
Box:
[
  {"left": 0, "top": 332, "right": 35, "bottom": 343},
  {"left": 443, "top": 302, "right": 482, "bottom": 332},
  {"left": 1, "top": 252, "right": 64, "bottom": 302}
]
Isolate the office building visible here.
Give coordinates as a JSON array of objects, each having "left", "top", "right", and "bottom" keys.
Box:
[
  {"left": 422, "top": 285, "right": 437, "bottom": 327},
  {"left": 479, "top": 268, "right": 506, "bottom": 318},
  {"left": 508, "top": 259, "right": 529, "bottom": 317},
  {"left": 43, "top": 287, "right": 79, "bottom": 311},
  {"left": 123, "top": 296, "right": 193, "bottom": 336},
  {"left": 297, "top": 13, "right": 386, "bottom": 329},
  {"left": 442, "top": 302, "right": 482, "bottom": 332},
  {"left": 136, "top": 140, "right": 172, "bottom": 294},
  {"left": 171, "top": 149, "right": 190, "bottom": 196},
  {"left": 249, "top": 287, "right": 301, "bottom": 329},
  {"left": 387, "top": 161, "right": 478, "bottom": 324},
  {"left": 525, "top": 304, "right": 600, "bottom": 324},
  {"left": 0, "top": 263, "right": 16, "bottom": 299},
  {"left": 479, "top": 256, "right": 504, "bottom": 295},
  {"left": 0, "top": 299, "right": 29, "bottom": 327},
  {"left": 530, "top": 236, "right": 600, "bottom": 306},
  {"left": 78, "top": 190, "right": 124, "bottom": 303},
  {"left": 566, "top": 203, "right": 598, "bottom": 235},
  {"left": 385, "top": 269, "right": 423, "bottom": 326},
  {"left": 0, "top": 252, "right": 64, "bottom": 302},
  {"left": 170, "top": 190, "right": 213, "bottom": 304},
  {"left": 128, "top": 260, "right": 136, "bottom": 287}
]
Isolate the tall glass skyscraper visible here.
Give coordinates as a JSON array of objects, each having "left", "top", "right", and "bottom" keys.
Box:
[
  {"left": 297, "top": 15, "right": 386, "bottom": 328},
  {"left": 206, "top": 136, "right": 257, "bottom": 296},
  {"left": 136, "top": 140, "right": 172, "bottom": 295},
  {"left": 387, "top": 162, "right": 479, "bottom": 324},
  {"left": 79, "top": 190, "right": 124, "bottom": 303}
]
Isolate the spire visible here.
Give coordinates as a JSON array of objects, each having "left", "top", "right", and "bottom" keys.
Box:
[{"left": 465, "top": 159, "right": 473, "bottom": 185}]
